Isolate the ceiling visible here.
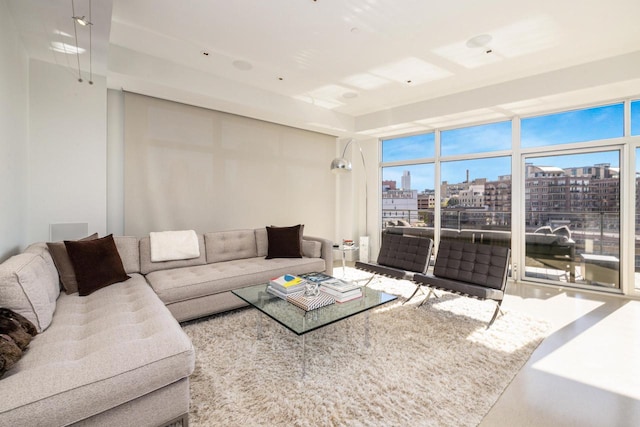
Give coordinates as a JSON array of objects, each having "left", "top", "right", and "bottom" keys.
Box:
[{"left": 6, "top": 0, "right": 640, "bottom": 138}]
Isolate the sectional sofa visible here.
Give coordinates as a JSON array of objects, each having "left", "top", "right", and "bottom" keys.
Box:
[{"left": 0, "top": 228, "right": 333, "bottom": 426}]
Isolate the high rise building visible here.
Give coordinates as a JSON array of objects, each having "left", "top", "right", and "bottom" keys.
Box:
[{"left": 401, "top": 170, "right": 411, "bottom": 190}]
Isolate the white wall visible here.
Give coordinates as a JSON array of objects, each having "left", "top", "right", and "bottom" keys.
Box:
[
  {"left": 0, "top": 1, "right": 28, "bottom": 261},
  {"left": 28, "top": 59, "right": 107, "bottom": 243}
]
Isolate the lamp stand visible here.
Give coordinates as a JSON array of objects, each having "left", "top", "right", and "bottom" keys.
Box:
[{"left": 331, "top": 138, "right": 370, "bottom": 263}]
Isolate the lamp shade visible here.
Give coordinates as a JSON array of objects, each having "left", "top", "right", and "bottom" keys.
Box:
[{"left": 330, "top": 157, "right": 352, "bottom": 173}]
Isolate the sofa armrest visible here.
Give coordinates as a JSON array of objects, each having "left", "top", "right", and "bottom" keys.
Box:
[{"left": 303, "top": 236, "right": 333, "bottom": 275}]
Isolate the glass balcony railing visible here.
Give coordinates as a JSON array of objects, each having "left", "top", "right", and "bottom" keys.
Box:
[{"left": 382, "top": 208, "right": 622, "bottom": 289}]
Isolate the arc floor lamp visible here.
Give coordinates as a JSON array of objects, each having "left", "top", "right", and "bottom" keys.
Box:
[{"left": 330, "top": 138, "right": 369, "bottom": 262}]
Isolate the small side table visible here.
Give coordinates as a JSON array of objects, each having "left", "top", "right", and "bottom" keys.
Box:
[{"left": 336, "top": 245, "right": 359, "bottom": 277}]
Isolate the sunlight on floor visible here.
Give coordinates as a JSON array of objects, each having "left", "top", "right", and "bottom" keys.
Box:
[
  {"left": 532, "top": 300, "right": 640, "bottom": 400},
  {"left": 504, "top": 287, "right": 605, "bottom": 333}
]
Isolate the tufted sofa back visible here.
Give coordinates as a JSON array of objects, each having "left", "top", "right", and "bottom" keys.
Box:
[
  {"left": 433, "top": 240, "right": 510, "bottom": 290},
  {"left": 139, "top": 234, "right": 207, "bottom": 275}
]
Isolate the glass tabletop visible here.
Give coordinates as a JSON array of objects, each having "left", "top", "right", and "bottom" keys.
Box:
[{"left": 232, "top": 283, "right": 397, "bottom": 336}]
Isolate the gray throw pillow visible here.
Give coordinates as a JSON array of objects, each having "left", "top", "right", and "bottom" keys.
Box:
[{"left": 47, "top": 233, "right": 98, "bottom": 294}]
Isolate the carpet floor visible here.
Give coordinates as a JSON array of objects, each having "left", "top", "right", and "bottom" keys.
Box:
[{"left": 183, "top": 269, "right": 549, "bottom": 427}]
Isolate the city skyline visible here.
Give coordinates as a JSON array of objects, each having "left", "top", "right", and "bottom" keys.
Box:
[
  {"left": 382, "top": 103, "right": 629, "bottom": 191},
  {"left": 383, "top": 152, "right": 622, "bottom": 194}
]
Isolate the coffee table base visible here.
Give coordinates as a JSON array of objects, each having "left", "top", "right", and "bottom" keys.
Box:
[{"left": 254, "top": 310, "right": 372, "bottom": 378}]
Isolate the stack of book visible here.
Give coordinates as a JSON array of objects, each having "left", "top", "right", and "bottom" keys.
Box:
[
  {"left": 319, "top": 278, "right": 362, "bottom": 303},
  {"left": 286, "top": 292, "right": 335, "bottom": 311},
  {"left": 267, "top": 274, "right": 307, "bottom": 300}
]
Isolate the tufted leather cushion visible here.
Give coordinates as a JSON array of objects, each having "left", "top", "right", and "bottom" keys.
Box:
[
  {"left": 375, "top": 233, "right": 433, "bottom": 274},
  {"left": 355, "top": 232, "right": 433, "bottom": 280},
  {"left": 433, "top": 240, "right": 510, "bottom": 290}
]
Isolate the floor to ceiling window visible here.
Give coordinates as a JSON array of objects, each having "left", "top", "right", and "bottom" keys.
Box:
[
  {"left": 380, "top": 99, "right": 637, "bottom": 294},
  {"left": 381, "top": 133, "right": 435, "bottom": 237},
  {"left": 632, "top": 100, "right": 640, "bottom": 291},
  {"left": 520, "top": 103, "right": 623, "bottom": 290},
  {"left": 381, "top": 164, "right": 435, "bottom": 233},
  {"left": 440, "top": 156, "right": 511, "bottom": 246},
  {"left": 635, "top": 147, "right": 640, "bottom": 292},
  {"left": 522, "top": 151, "right": 621, "bottom": 289},
  {"left": 440, "top": 121, "right": 512, "bottom": 248}
]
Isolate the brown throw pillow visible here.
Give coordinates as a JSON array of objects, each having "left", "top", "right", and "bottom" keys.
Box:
[
  {"left": 265, "top": 224, "right": 304, "bottom": 259},
  {"left": 47, "top": 233, "right": 99, "bottom": 294},
  {"left": 64, "top": 234, "right": 130, "bottom": 296}
]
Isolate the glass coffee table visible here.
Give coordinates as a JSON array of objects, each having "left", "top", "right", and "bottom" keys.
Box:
[{"left": 232, "top": 282, "right": 397, "bottom": 376}]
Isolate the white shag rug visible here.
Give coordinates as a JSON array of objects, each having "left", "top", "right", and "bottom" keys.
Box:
[{"left": 183, "top": 268, "right": 549, "bottom": 427}]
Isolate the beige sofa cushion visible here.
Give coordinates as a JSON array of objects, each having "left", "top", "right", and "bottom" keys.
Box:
[
  {"left": 205, "top": 229, "right": 257, "bottom": 263},
  {"left": 23, "top": 242, "right": 60, "bottom": 296},
  {"left": 302, "top": 240, "right": 322, "bottom": 258},
  {"left": 147, "top": 256, "right": 326, "bottom": 305},
  {"left": 139, "top": 234, "right": 206, "bottom": 275},
  {"left": 0, "top": 274, "right": 195, "bottom": 426},
  {"left": 0, "top": 253, "right": 58, "bottom": 332},
  {"left": 113, "top": 236, "right": 141, "bottom": 274},
  {"left": 255, "top": 227, "right": 269, "bottom": 257}
]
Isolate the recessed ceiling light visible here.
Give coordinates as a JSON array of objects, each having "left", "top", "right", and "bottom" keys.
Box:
[
  {"left": 466, "top": 34, "right": 493, "bottom": 49},
  {"left": 232, "top": 60, "right": 253, "bottom": 71},
  {"left": 342, "top": 91, "right": 358, "bottom": 99}
]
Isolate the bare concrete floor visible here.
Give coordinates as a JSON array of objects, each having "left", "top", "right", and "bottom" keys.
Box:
[{"left": 480, "top": 282, "right": 640, "bottom": 427}]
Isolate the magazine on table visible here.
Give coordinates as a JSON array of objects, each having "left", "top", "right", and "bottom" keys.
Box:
[
  {"left": 320, "top": 278, "right": 360, "bottom": 293},
  {"left": 299, "top": 272, "right": 334, "bottom": 283},
  {"left": 269, "top": 274, "right": 306, "bottom": 293},
  {"left": 319, "top": 283, "right": 362, "bottom": 302},
  {"left": 319, "top": 286, "right": 361, "bottom": 299}
]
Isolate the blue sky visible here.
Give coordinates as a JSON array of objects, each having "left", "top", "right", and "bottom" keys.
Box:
[
  {"left": 521, "top": 103, "right": 623, "bottom": 147},
  {"left": 382, "top": 102, "right": 634, "bottom": 191}
]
